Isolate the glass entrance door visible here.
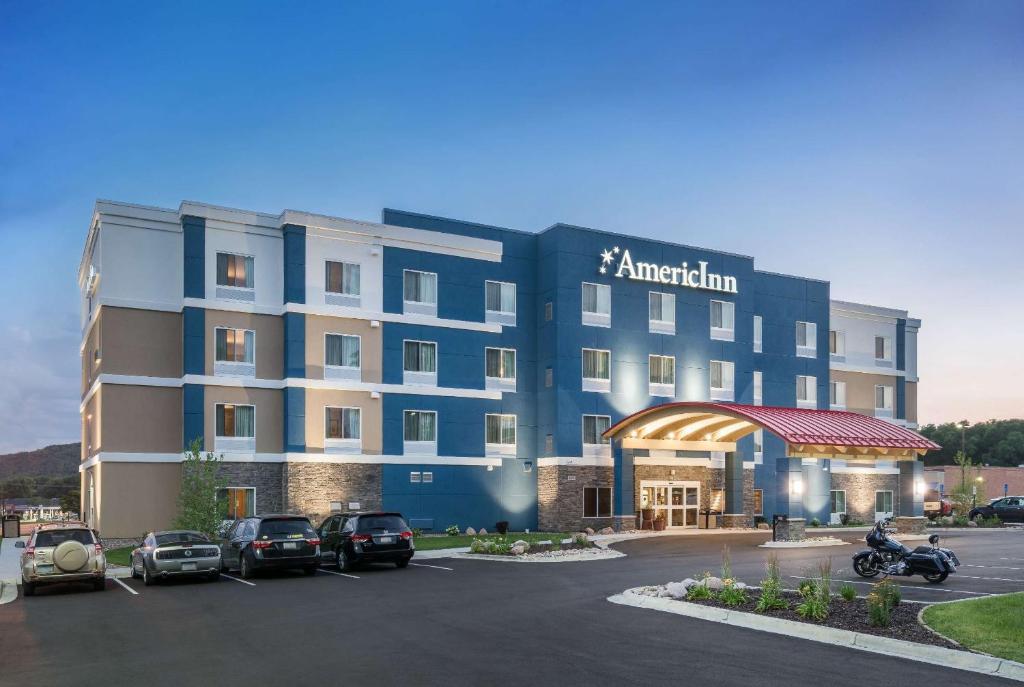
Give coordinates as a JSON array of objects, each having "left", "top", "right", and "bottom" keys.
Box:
[{"left": 641, "top": 482, "right": 699, "bottom": 528}]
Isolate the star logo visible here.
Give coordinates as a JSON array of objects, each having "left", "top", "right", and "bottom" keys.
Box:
[
  {"left": 600, "top": 249, "right": 615, "bottom": 266},
  {"left": 599, "top": 266, "right": 607, "bottom": 274}
]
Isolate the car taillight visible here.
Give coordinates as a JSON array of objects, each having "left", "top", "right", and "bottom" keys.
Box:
[
  {"left": 351, "top": 534, "right": 372, "bottom": 543},
  {"left": 25, "top": 546, "right": 35, "bottom": 558},
  {"left": 400, "top": 530, "right": 413, "bottom": 540},
  {"left": 307, "top": 538, "right": 321, "bottom": 547},
  {"left": 94, "top": 544, "right": 103, "bottom": 555},
  {"left": 252, "top": 540, "right": 273, "bottom": 549}
]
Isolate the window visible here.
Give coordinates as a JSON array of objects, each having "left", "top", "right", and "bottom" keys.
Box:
[
  {"left": 582, "top": 415, "right": 611, "bottom": 457},
  {"left": 831, "top": 490, "right": 847, "bottom": 516},
  {"left": 583, "top": 487, "right": 612, "bottom": 518},
  {"left": 753, "top": 429, "right": 763, "bottom": 463},
  {"left": 544, "top": 434, "right": 553, "bottom": 455},
  {"left": 753, "top": 315, "right": 762, "bottom": 353},
  {"left": 403, "top": 410, "right": 437, "bottom": 455},
  {"left": 753, "top": 489, "right": 763, "bottom": 516},
  {"left": 215, "top": 404, "right": 255, "bottom": 452},
  {"left": 875, "top": 490, "right": 894, "bottom": 517},
  {"left": 325, "top": 261, "right": 361, "bottom": 306},
  {"left": 581, "top": 282, "right": 611, "bottom": 327},
  {"left": 422, "top": 471, "right": 433, "bottom": 483},
  {"left": 796, "top": 375, "right": 817, "bottom": 408},
  {"left": 217, "top": 488, "right": 255, "bottom": 519},
  {"left": 710, "top": 300, "right": 735, "bottom": 341},
  {"left": 325, "top": 407, "right": 361, "bottom": 454},
  {"left": 830, "top": 380, "right": 846, "bottom": 410},
  {"left": 753, "top": 370, "right": 763, "bottom": 406},
  {"left": 710, "top": 489, "right": 725, "bottom": 513},
  {"left": 214, "top": 328, "right": 255, "bottom": 377},
  {"left": 874, "top": 385, "right": 894, "bottom": 417},
  {"left": 829, "top": 330, "right": 845, "bottom": 358},
  {"left": 216, "top": 253, "right": 254, "bottom": 289},
  {"left": 649, "top": 354, "right": 675, "bottom": 397},
  {"left": 485, "top": 347, "right": 516, "bottom": 391},
  {"left": 409, "top": 472, "right": 421, "bottom": 483},
  {"left": 875, "top": 336, "right": 892, "bottom": 363},
  {"left": 403, "top": 270, "right": 438, "bottom": 315},
  {"left": 485, "top": 414, "right": 516, "bottom": 456},
  {"left": 649, "top": 292, "right": 675, "bottom": 334},
  {"left": 796, "top": 321, "right": 817, "bottom": 358},
  {"left": 404, "top": 340, "right": 437, "bottom": 385},
  {"left": 709, "top": 360, "right": 734, "bottom": 401},
  {"left": 485, "top": 281, "right": 516, "bottom": 325},
  {"left": 582, "top": 348, "right": 611, "bottom": 392},
  {"left": 544, "top": 301, "right": 553, "bottom": 321},
  {"left": 544, "top": 367, "right": 553, "bottom": 388},
  {"left": 325, "top": 334, "right": 361, "bottom": 380}
]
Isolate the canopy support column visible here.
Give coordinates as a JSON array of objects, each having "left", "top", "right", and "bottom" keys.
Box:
[
  {"left": 722, "top": 451, "right": 747, "bottom": 528},
  {"left": 613, "top": 445, "right": 636, "bottom": 531}
]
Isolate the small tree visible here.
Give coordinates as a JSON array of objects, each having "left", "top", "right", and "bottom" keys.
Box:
[
  {"left": 173, "top": 438, "right": 228, "bottom": 537},
  {"left": 60, "top": 489, "right": 80, "bottom": 518},
  {"left": 948, "top": 451, "right": 978, "bottom": 517}
]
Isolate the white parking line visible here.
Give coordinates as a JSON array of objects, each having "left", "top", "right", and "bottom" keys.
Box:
[
  {"left": 963, "top": 564, "right": 1023, "bottom": 571},
  {"left": 410, "top": 563, "right": 454, "bottom": 571},
  {"left": 788, "top": 576, "right": 991, "bottom": 595},
  {"left": 221, "top": 574, "right": 256, "bottom": 587},
  {"left": 954, "top": 574, "right": 1024, "bottom": 583},
  {"left": 999, "top": 557, "right": 1024, "bottom": 562},
  {"left": 111, "top": 578, "right": 139, "bottom": 595},
  {"left": 317, "top": 568, "right": 360, "bottom": 579}
]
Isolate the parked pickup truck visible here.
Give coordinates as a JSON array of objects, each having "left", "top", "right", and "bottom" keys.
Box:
[{"left": 924, "top": 491, "right": 953, "bottom": 518}]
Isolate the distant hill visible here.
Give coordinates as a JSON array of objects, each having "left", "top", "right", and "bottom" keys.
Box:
[{"left": 0, "top": 443, "right": 80, "bottom": 480}]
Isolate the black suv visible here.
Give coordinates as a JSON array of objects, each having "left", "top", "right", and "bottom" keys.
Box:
[
  {"left": 317, "top": 512, "right": 414, "bottom": 572},
  {"left": 218, "top": 515, "right": 321, "bottom": 579}
]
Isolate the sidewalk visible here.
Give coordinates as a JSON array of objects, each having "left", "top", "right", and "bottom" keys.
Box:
[{"left": 0, "top": 536, "right": 26, "bottom": 584}]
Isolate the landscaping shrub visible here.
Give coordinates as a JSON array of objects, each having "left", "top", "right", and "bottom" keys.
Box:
[
  {"left": 839, "top": 513, "right": 850, "bottom": 526},
  {"left": 571, "top": 532, "right": 589, "bottom": 546},
  {"left": 795, "top": 559, "right": 832, "bottom": 621},
  {"left": 867, "top": 579, "right": 901, "bottom": 627},
  {"left": 977, "top": 515, "right": 1002, "bottom": 528},
  {"left": 952, "top": 515, "right": 970, "bottom": 527},
  {"left": 686, "top": 581, "right": 714, "bottom": 600},
  {"left": 839, "top": 583, "right": 857, "bottom": 602},
  {"left": 718, "top": 580, "right": 747, "bottom": 607},
  {"left": 755, "top": 553, "right": 788, "bottom": 612},
  {"left": 411, "top": 528, "right": 423, "bottom": 538},
  {"left": 445, "top": 525, "right": 460, "bottom": 536},
  {"left": 797, "top": 579, "right": 815, "bottom": 597},
  {"left": 809, "top": 517, "right": 821, "bottom": 528}
]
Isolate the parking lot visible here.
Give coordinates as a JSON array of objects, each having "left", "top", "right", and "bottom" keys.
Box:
[{"left": 1, "top": 529, "right": 1021, "bottom": 686}]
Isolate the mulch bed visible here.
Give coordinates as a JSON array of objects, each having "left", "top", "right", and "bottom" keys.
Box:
[
  {"left": 685, "top": 590, "right": 958, "bottom": 649},
  {"left": 472, "top": 542, "right": 594, "bottom": 556}
]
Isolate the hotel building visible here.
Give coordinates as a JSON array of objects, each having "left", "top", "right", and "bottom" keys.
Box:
[{"left": 79, "top": 200, "right": 924, "bottom": 537}]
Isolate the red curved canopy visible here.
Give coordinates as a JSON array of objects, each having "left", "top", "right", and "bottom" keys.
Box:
[{"left": 604, "top": 401, "right": 940, "bottom": 452}]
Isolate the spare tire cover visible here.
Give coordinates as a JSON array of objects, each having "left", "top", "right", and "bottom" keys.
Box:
[{"left": 54, "top": 540, "right": 90, "bottom": 572}]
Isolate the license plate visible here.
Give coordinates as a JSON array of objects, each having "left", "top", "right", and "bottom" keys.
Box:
[
  {"left": 283, "top": 542, "right": 298, "bottom": 550},
  {"left": 378, "top": 536, "right": 394, "bottom": 544},
  {"left": 36, "top": 565, "right": 54, "bottom": 574},
  {"left": 181, "top": 562, "right": 197, "bottom": 572}
]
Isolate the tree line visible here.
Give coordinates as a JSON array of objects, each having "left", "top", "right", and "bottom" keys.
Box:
[{"left": 918, "top": 419, "right": 1024, "bottom": 467}]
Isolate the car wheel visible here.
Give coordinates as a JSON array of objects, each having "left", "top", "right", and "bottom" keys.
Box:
[
  {"left": 142, "top": 564, "right": 155, "bottom": 586},
  {"left": 240, "top": 550, "right": 254, "bottom": 580},
  {"left": 337, "top": 548, "right": 352, "bottom": 572},
  {"left": 22, "top": 581, "right": 35, "bottom": 597},
  {"left": 93, "top": 578, "right": 106, "bottom": 592},
  {"left": 130, "top": 557, "right": 141, "bottom": 580},
  {"left": 396, "top": 559, "right": 410, "bottom": 569}
]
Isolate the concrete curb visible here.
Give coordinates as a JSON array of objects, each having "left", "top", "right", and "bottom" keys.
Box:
[
  {"left": 106, "top": 566, "right": 133, "bottom": 579},
  {"left": 0, "top": 580, "right": 17, "bottom": 605},
  {"left": 453, "top": 548, "right": 625, "bottom": 564},
  {"left": 759, "top": 538, "right": 850, "bottom": 549},
  {"left": 608, "top": 587, "right": 1024, "bottom": 682}
]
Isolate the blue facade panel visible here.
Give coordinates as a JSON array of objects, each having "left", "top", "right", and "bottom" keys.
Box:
[
  {"left": 182, "top": 307, "right": 205, "bottom": 375},
  {"left": 283, "top": 223, "right": 306, "bottom": 305},
  {"left": 182, "top": 215, "right": 205, "bottom": 299},
  {"left": 284, "top": 387, "right": 305, "bottom": 453},
  {"left": 284, "top": 312, "right": 306, "bottom": 378},
  {"left": 896, "top": 318, "right": 906, "bottom": 371},
  {"left": 183, "top": 383, "right": 204, "bottom": 450}
]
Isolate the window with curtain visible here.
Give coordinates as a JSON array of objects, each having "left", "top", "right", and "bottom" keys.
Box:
[
  {"left": 217, "top": 488, "right": 255, "bottom": 519},
  {"left": 325, "top": 261, "right": 361, "bottom": 295},
  {"left": 404, "top": 270, "right": 438, "bottom": 304},
  {"left": 404, "top": 341, "right": 437, "bottom": 372},
  {"left": 753, "top": 429, "right": 763, "bottom": 453},
  {"left": 649, "top": 355, "right": 674, "bottom": 385},
  {"left": 404, "top": 410, "right": 437, "bottom": 442},
  {"left": 485, "top": 348, "right": 516, "bottom": 380},
  {"left": 325, "top": 334, "right": 361, "bottom": 368},
  {"left": 710, "top": 360, "right": 733, "bottom": 392},
  {"left": 216, "top": 253, "right": 254, "bottom": 288},
  {"left": 215, "top": 329, "right": 254, "bottom": 363},
  {"left": 581, "top": 282, "right": 610, "bottom": 315},
  {"left": 582, "top": 415, "right": 611, "bottom": 445},
  {"left": 710, "top": 300, "right": 734, "bottom": 330},
  {"left": 326, "top": 407, "right": 361, "bottom": 439},
  {"left": 753, "top": 315, "right": 763, "bottom": 352},
  {"left": 582, "top": 349, "right": 610, "bottom": 380},
  {"left": 875, "top": 336, "right": 891, "bottom": 361},
  {"left": 485, "top": 281, "right": 516, "bottom": 314},
  {"left": 485, "top": 414, "right": 516, "bottom": 446},
  {"left": 648, "top": 292, "right": 675, "bottom": 323},
  {"left": 830, "top": 330, "right": 845, "bottom": 356},
  {"left": 753, "top": 370, "right": 763, "bottom": 404},
  {"left": 216, "top": 404, "right": 255, "bottom": 438},
  {"left": 875, "top": 385, "right": 893, "bottom": 410}
]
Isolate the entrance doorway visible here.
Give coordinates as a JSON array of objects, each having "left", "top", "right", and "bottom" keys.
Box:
[{"left": 640, "top": 481, "right": 700, "bottom": 528}]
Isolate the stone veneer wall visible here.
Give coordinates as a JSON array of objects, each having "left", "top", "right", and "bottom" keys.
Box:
[
  {"left": 632, "top": 466, "right": 755, "bottom": 527},
  {"left": 830, "top": 472, "right": 899, "bottom": 524},
  {"left": 284, "top": 463, "right": 382, "bottom": 524},
  {"left": 537, "top": 465, "right": 615, "bottom": 532},
  {"left": 217, "top": 463, "right": 285, "bottom": 514}
]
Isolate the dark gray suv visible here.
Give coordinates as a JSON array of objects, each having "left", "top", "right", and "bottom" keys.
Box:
[{"left": 218, "top": 515, "right": 321, "bottom": 579}]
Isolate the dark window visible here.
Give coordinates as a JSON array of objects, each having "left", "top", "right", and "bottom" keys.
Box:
[
  {"left": 356, "top": 515, "right": 408, "bottom": 533},
  {"left": 155, "top": 532, "right": 209, "bottom": 546},
  {"left": 35, "top": 529, "right": 95, "bottom": 547},
  {"left": 583, "top": 487, "right": 612, "bottom": 518},
  {"left": 257, "top": 518, "right": 315, "bottom": 539}
]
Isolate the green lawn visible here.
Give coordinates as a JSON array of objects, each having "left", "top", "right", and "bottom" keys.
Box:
[
  {"left": 104, "top": 546, "right": 133, "bottom": 567},
  {"left": 414, "top": 532, "right": 568, "bottom": 551},
  {"left": 922, "top": 593, "right": 1024, "bottom": 663}
]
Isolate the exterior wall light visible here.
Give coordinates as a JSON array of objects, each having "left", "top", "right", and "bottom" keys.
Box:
[
  {"left": 791, "top": 475, "right": 803, "bottom": 496},
  {"left": 914, "top": 478, "right": 925, "bottom": 498}
]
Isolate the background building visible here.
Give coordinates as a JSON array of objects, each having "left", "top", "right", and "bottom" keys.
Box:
[{"left": 79, "top": 200, "right": 924, "bottom": 537}]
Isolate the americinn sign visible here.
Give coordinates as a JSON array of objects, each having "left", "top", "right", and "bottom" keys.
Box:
[{"left": 599, "top": 247, "right": 739, "bottom": 295}]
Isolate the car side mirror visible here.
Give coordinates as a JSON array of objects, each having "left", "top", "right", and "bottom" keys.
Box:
[{"left": 14, "top": 541, "right": 25, "bottom": 548}]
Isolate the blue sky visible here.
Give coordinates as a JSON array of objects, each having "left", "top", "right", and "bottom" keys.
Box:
[{"left": 1, "top": 1, "right": 1021, "bottom": 452}]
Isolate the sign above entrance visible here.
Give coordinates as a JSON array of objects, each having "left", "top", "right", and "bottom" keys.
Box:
[{"left": 599, "top": 247, "right": 738, "bottom": 295}]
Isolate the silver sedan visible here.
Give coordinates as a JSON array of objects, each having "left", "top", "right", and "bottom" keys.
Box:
[{"left": 130, "top": 530, "right": 222, "bottom": 585}]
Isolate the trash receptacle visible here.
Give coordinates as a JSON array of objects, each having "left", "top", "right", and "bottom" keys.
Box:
[{"left": 2, "top": 515, "right": 21, "bottom": 538}]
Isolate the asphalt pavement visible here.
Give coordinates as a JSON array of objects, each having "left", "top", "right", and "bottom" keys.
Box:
[{"left": 1, "top": 528, "right": 1020, "bottom": 686}]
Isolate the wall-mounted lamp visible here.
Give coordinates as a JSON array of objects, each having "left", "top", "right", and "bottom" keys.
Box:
[
  {"left": 914, "top": 478, "right": 925, "bottom": 498},
  {"left": 791, "top": 475, "right": 803, "bottom": 497}
]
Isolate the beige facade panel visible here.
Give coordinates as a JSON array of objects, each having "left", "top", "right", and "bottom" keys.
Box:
[
  {"left": 304, "top": 388, "right": 382, "bottom": 454},
  {"left": 82, "top": 391, "right": 101, "bottom": 460},
  {"left": 305, "top": 314, "right": 382, "bottom": 382},
  {"left": 905, "top": 381, "right": 918, "bottom": 424},
  {"left": 831, "top": 370, "right": 899, "bottom": 417},
  {"left": 101, "top": 385, "right": 183, "bottom": 453},
  {"left": 94, "top": 462, "right": 183, "bottom": 538},
  {"left": 204, "top": 309, "right": 283, "bottom": 379},
  {"left": 82, "top": 314, "right": 102, "bottom": 394},
  {"left": 203, "top": 386, "right": 283, "bottom": 453},
  {"left": 100, "top": 306, "right": 183, "bottom": 379}
]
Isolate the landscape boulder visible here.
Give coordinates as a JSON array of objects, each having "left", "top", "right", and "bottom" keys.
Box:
[
  {"left": 584, "top": 527, "right": 595, "bottom": 536},
  {"left": 478, "top": 528, "right": 488, "bottom": 535},
  {"left": 598, "top": 527, "right": 615, "bottom": 535},
  {"left": 465, "top": 527, "right": 476, "bottom": 536}
]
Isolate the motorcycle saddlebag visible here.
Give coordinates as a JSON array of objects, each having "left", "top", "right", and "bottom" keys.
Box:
[{"left": 906, "top": 551, "right": 947, "bottom": 574}]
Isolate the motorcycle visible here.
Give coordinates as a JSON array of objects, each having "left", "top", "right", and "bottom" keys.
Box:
[{"left": 852, "top": 519, "right": 960, "bottom": 584}]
